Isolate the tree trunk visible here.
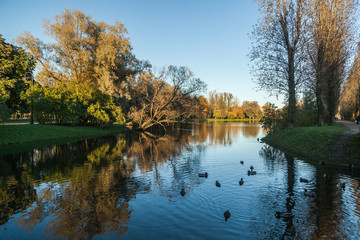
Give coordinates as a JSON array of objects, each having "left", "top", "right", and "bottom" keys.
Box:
[
  {"left": 316, "top": 87, "right": 325, "bottom": 127},
  {"left": 287, "top": 49, "right": 296, "bottom": 128}
]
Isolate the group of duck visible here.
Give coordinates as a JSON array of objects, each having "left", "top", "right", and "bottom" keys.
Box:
[{"left": 180, "top": 161, "right": 257, "bottom": 221}]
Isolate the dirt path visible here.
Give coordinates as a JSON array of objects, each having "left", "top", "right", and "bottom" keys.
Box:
[{"left": 332, "top": 120, "right": 359, "bottom": 158}]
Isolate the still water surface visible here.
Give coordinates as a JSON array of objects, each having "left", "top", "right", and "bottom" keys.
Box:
[{"left": 0, "top": 122, "right": 359, "bottom": 239}]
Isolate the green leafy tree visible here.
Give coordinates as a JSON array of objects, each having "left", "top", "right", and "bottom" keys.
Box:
[
  {"left": 22, "top": 83, "right": 125, "bottom": 127},
  {"left": 0, "top": 34, "right": 35, "bottom": 113},
  {"left": 242, "top": 101, "right": 262, "bottom": 119}
]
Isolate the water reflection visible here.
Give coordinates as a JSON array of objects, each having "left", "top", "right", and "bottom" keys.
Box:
[
  {"left": 0, "top": 122, "right": 359, "bottom": 239},
  {"left": 257, "top": 144, "right": 360, "bottom": 239},
  {"left": 190, "top": 121, "right": 260, "bottom": 146}
]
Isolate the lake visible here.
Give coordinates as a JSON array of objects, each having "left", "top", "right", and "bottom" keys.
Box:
[{"left": 0, "top": 122, "right": 359, "bottom": 239}]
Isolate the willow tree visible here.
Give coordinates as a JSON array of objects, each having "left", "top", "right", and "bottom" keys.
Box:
[
  {"left": 17, "top": 9, "right": 145, "bottom": 98},
  {"left": 307, "top": 0, "right": 357, "bottom": 126},
  {"left": 250, "top": 0, "right": 308, "bottom": 128},
  {"left": 127, "top": 66, "right": 206, "bottom": 131}
]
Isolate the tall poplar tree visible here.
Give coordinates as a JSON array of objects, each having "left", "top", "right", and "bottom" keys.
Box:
[{"left": 307, "top": 0, "right": 356, "bottom": 126}]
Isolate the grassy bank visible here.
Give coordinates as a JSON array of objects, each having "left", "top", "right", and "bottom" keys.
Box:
[
  {"left": 262, "top": 124, "right": 349, "bottom": 164},
  {"left": 0, "top": 124, "right": 128, "bottom": 146},
  {"left": 347, "top": 133, "right": 360, "bottom": 161}
]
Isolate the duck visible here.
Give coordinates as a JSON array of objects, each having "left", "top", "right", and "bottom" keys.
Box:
[
  {"left": 180, "top": 188, "right": 186, "bottom": 196},
  {"left": 340, "top": 182, "right": 346, "bottom": 190},
  {"left": 299, "top": 177, "right": 309, "bottom": 183},
  {"left": 275, "top": 211, "right": 294, "bottom": 219},
  {"left": 216, "top": 180, "right": 221, "bottom": 187},
  {"left": 250, "top": 166, "right": 254, "bottom": 171},
  {"left": 223, "top": 210, "right": 231, "bottom": 221},
  {"left": 248, "top": 170, "right": 256, "bottom": 176},
  {"left": 240, "top": 161, "right": 244, "bottom": 165},
  {"left": 239, "top": 178, "right": 244, "bottom": 185},
  {"left": 304, "top": 189, "right": 316, "bottom": 197},
  {"left": 198, "top": 172, "right": 208, "bottom": 178}
]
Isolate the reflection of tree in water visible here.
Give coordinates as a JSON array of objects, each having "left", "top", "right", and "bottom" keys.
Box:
[
  {"left": 190, "top": 122, "right": 260, "bottom": 146},
  {"left": 241, "top": 123, "right": 261, "bottom": 138},
  {"left": 257, "top": 144, "right": 357, "bottom": 239},
  {"left": 1, "top": 125, "right": 206, "bottom": 238},
  {"left": 1, "top": 136, "right": 151, "bottom": 239},
  {"left": 0, "top": 165, "right": 36, "bottom": 225},
  {"left": 250, "top": 146, "right": 298, "bottom": 239},
  {"left": 18, "top": 163, "right": 148, "bottom": 239},
  {"left": 0, "top": 136, "right": 148, "bottom": 238},
  {"left": 124, "top": 129, "right": 205, "bottom": 198}
]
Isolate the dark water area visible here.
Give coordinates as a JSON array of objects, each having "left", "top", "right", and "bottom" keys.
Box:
[{"left": 0, "top": 122, "right": 360, "bottom": 239}]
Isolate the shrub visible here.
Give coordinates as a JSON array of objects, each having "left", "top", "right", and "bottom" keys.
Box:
[
  {"left": 260, "top": 103, "right": 286, "bottom": 133},
  {"left": 22, "top": 83, "right": 125, "bottom": 127}
]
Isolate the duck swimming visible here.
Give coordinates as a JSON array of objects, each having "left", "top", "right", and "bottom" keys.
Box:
[
  {"left": 224, "top": 210, "right": 231, "bottom": 221},
  {"left": 250, "top": 166, "right": 254, "bottom": 171},
  {"left": 248, "top": 170, "right": 256, "bottom": 176},
  {"left": 198, "top": 172, "right": 208, "bottom": 178},
  {"left": 240, "top": 161, "right": 244, "bottom": 165},
  {"left": 299, "top": 177, "right": 309, "bottom": 183},
  {"left": 239, "top": 178, "right": 244, "bottom": 185},
  {"left": 180, "top": 188, "right": 186, "bottom": 196},
  {"left": 216, "top": 180, "right": 221, "bottom": 187},
  {"left": 275, "top": 211, "right": 294, "bottom": 219}
]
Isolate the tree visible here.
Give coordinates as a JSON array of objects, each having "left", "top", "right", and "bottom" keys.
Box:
[
  {"left": 190, "top": 95, "right": 209, "bottom": 119},
  {"left": 340, "top": 42, "right": 360, "bottom": 120},
  {"left": 127, "top": 66, "right": 206, "bottom": 131},
  {"left": 231, "top": 106, "right": 245, "bottom": 119},
  {"left": 250, "top": 0, "right": 308, "bottom": 128},
  {"left": 207, "top": 91, "right": 239, "bottom": 119},
  {"left": 17, "top": 9, "right": 147, "bottom": 98},
  {"left": 260, "top": 102, "right": 286, "bottom": 133},
  {"left": 0, "top": 34, "right": 35, "bottom": 112},
  {"left": 242, "top": 101, "right": 262, "bottom": 119},
  {"left": 307, "top": 0, "right": 357, "bottom": 125},
  {"left": 22, "top": 83, "right": 125, "bottom": 127}
]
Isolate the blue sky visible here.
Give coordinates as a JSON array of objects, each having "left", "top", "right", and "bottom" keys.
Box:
[{"left": 0, "top": 0, "right": 281, "bottom": 106}]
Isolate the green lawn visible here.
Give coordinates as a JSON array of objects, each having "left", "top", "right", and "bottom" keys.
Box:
[
  {"left": 0, "top": 124, "right": 128, "bottom": 145},
  {"left": 262, "top": 124, "right": 349, "bottom": 163}
]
